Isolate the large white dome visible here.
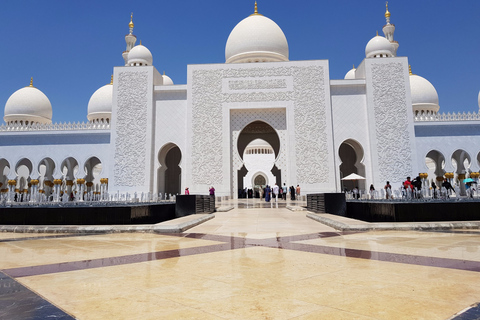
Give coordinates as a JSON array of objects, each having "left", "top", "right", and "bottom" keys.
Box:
[
  {"left": 225, "top": 7, "right": 288, "bottom": 64},
  {"left": 365, "top": 35, "right": 394, "bottom": 58},
  {"left": 87, "top": 81, "right": 113, "bottom": 122},
  {"left": 4, "top": 81, "right": 52, "bottom": 124},
  {"left": 409, "top": 73, "right": 440, "bottom": 114},
  {"left": 127, "top": 44, "right": 153, "bottom": 66}
]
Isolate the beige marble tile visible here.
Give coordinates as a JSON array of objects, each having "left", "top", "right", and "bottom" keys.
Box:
[{"left": 0, "top": 233, "right": 224, "bottom": 269}]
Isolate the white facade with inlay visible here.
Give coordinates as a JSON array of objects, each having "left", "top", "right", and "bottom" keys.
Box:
[{"left": 1, "top": 4, "right": 480, "bottom": 201}]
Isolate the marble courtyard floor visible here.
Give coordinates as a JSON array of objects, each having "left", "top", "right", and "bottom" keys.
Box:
[{"left": 1, "top": 200, "right": 480, "bottom": 319}]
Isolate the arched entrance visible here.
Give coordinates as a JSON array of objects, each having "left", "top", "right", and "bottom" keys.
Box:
[
  {"left": 339, "top": 139, "right": 365, "bottom": 191},
  {"left": 84, "top": 157, "right": 102, "bottom": 195},
  {"left": 236, "top": 121, "right": 281, "bottom": 197},
  {"left": 0, "top": 159, "right": 10, "bottom": 194},
  {"left": 157, "top": 143, "right": 182, "bottom": 196},
  {"left": 252, "top": 172, "right": 267, "bottom": 198},
  {"left": 425, "top": 150, "right": 445, "bottom": 186},
  {"left": 452, "top": 149, "right": 471, "bottom": 196},
  {"left": 16, "top": 158, "right": 33, "bottom": 198},
  {"left": 38, "top": 158, "right": 55, "bottom": 197}
]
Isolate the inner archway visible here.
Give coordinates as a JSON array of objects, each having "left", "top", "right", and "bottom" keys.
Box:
[
  {"left": 339, "top": 139, "right": 365, "bottom": 191},
  {"left": 237, "top": 121, "right": 281, "bottom": 196},
  {"left": 157, "top": 143, "right": 182, "bottom": 196}
]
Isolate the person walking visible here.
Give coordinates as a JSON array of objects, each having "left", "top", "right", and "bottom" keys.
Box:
[
  {"left": 273, "top": 183, "right": 279, "bottom": 202},
  {"left": 282, "top": 183, "right": 288, "bottom": 200}
]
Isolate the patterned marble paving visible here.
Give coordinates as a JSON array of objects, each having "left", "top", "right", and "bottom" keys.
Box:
[{"left": 1, "top": 207, "right": 479, "bottom": 319}]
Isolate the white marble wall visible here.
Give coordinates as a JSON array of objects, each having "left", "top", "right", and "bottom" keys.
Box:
[
  {"left": 186, "top": 60, "right": 336, "bottom": 197},
  {"left": 109, "top": 66, "right": 158, "bottom": 194},
  {"left": 364, "top": 57, "right": 418, "bottom": 188}
]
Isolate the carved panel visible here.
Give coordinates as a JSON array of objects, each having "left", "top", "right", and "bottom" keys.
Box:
[
  {"left": 191, "top": 64, "right": 329, "bottom": 186},
  {"left": 371, "top": 63, "right": 412, "bottom": 181},
  {"left": 293, "top": 66, "right": 329, "bottom": 184},
  {"left": 114, "top": 71, "right": 149, "bottom": 186},
  {"left": 191, "top": 70, "right": 224, "bottom": 185}
]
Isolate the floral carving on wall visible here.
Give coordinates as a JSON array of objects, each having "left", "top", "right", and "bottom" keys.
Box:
[
  {"left": 371, "top": 63, "right": 412, "bottom": 181},
  {"left": 114, "top": 71, "right": 148, "bottom": 186},
  {"left": 191, "top": 64, "right": 329, "bottom": 186}
]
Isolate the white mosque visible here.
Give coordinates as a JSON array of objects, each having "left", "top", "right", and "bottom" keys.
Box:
[{"left": 2, "top": 3, "right": 480, "bottom": 201}]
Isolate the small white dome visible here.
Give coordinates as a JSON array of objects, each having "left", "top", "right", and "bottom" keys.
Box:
[
  {"left": 4, "top": 83, "right": 52, "bottom": 124},
  {"left": 248, "top": 139, "right": 271, "bottom": 148},
  {"left": 344, "top": 67, "right": 356, "bottom": 80},
  {"left": 225, "top": 11, "right": 288, "bottom": 64},
  {"left": 87, "top": 82, "right": 113, "bottom": 122},
  {"left": 162, "top": 74, "right": 174, "bottom": 85},
  {"left": 365, "top": 35, "right": 394, "bottom": 58},
  {"left": 128, "top": 44, "right": 153, "bottom": 66},
  {"left": 409, "top": 74, "right": 440, "bottom": 114}
]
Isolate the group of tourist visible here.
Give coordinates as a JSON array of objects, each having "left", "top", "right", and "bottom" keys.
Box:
[
  {"left": 262, "top": 184, "right": 301, "bottom": 202},
  {"left": 359, "top": 175, "right": 473, "bottom": 200}
]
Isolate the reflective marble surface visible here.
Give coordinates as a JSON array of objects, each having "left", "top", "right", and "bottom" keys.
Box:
[{"left": 1, "top": 205, "right": 480, "bottom": 319}]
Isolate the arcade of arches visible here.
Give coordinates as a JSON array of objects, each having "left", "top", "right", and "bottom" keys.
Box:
[{"left": 0, "top": 156, "right": 105, "bottom": 200}]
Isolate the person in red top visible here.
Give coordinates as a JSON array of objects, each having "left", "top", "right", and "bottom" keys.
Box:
[
  {"left": 185, "top": 187, "right": 190, "bottom": 195},
  {"left": 403, "top": 177, "right": 413, "bottom": 190}
]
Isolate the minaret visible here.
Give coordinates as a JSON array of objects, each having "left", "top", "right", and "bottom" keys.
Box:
[
  {"left": 122, "top": 13, "right": 137, "bottom": 66},
  {"left": 382, "top": 2, "right": 399, "bottom": 56}
]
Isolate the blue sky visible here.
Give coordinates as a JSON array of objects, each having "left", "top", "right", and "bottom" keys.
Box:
[{"left": 1, "top": 1, "right": 478, "bottom": 123}]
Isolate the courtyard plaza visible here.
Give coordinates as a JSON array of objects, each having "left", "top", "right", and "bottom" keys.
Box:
[{"left": 1, "top": 198, "right": 480, "bottom": 319}]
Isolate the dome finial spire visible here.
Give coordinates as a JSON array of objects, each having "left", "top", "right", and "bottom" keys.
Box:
[
  {"left": 129, "top": 12, "right": 134, "bottom": 31},
  {"left": 29, "top": 77, "right": 33, "bottom": 87},
  {"left": 250, "top": 1, "right": 263, "bottom": 16},
  {"left": 409, "top": 65, "right": 413, "bottom": 75},
  {"left": 110, "top": 75, "right": 113, "bottom": 85},
  {"left": 385, "top": 2, "right": 391, "bottom": 22}
]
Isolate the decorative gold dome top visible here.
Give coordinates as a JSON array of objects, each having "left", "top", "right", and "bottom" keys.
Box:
[
  {"left": 385, "top": 2, "right": 391, "bottom": 18},
  {"left": 129, "top": 13, "right": 134, "bottom": 29},
  {"left": 250, "top": 1, "right": 263, "bottom": 16}
]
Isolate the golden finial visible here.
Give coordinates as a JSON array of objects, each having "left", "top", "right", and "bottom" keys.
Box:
[
  {"left": 29, "top": 77, "right": 33, "bottom": 87},
  {"left": 250, "top": 1, "right": 263, "bottom": 16},
  {"left": 353, "top": 64, "right": 355, "bottom": 69},
  {"left": 409, "top": 65, "right": 413, "bottom": 75},
  {"left": 129, "top": 12, "right": 134, "bottom": 29},
  {"left": 385, "top": 2, "right": 391, "bottom": 18},
  {"left": 376, "top": 30, "right": 378, "bottom": 36},
  {"left": 110, "top": 75, "right": 113, "bottom": 84},
  {"left": 139, "top": 39, "right": 142, "bottom": 45},
  {"left": 163, "top": 71, "right": 165, "bottom": 75}
]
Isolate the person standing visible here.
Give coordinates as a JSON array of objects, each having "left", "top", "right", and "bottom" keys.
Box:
[
  {"left": 185, "top": 187, "right": 190, "bottom": 195},
  {"left": 369, "top": 184, "right": 375, "bottom": 199},
  {"left": 209, "top": 186, "right": 215, "bottom": 196},
  {"left": 265, "top": 185, "right": 271, "bottom": 202},
  {"left": 282, "top": 183, "right": 287, "bottom": 200},
  {"left": 290, "top": 186, "right": 295, "bottom": 200},
  {"left": 431, "top": 181, "right": 437, "bottom": 198},
  {"left": 273, "top": 183, "right": 279, "bottom": 202},
  {"left": 384, "top": 181, "right": 392, "bottom": 199},
  {"left": 296, "top": 185, "right": 301, "bottom": 200}
]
